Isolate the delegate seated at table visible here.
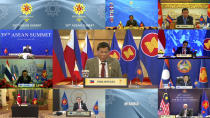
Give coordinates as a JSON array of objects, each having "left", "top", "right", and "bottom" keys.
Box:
[
  {"left": 73, "top": 97, "right": 88, "bottom": 111},
  {"left": 179, "top": 104, "right": 193, "bottom": 117},
  {"left": 16, "top": 70, "right": 32, "bottom": 85},
  {"left": 174, "top": 41, "right": 192, "bottom": 55},
  {"left": 176, "top": 8, "right": 193, "bottom": 25},
  {"left": 85, "top": 42, "right": 122, "bottom": 78},
  {"left": 126, "top": 15, "right": 138, "bottom": 26},
  {"left": 23, "top": 45, "right": 32, "bottom": 53}
]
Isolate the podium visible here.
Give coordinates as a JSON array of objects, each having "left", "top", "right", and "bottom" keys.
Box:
[
  {"left": 66, "top": 111, "right": 91, "bottom": 117},
  {"left": 84, "top": 78, "right": 128, "bottom": 88},
  {"left": 175, "top": 25, "right": 194, "bottom": 29},
  {"left": 12, "top": 104, "right": 38, "bottom": 117}
]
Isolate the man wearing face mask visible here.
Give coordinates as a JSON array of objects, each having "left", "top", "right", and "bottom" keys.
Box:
[
  {"left": 174, "top": 41, "right": 192, "bottom": 56},
  {"left": 85, "top": 42, "right": 122, "bottom": 78},
  {"left": 176, "top": 8, "right": 193, "bottom": 25},
  {"left": 16, "top": 70, "right": 32, "bottom": 85}
]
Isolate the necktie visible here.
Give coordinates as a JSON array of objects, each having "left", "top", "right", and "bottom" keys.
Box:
[
  {"left": 101, "top": 62, "right": 106, "bottom": 78},
  {"left": 183, "top": 49, "right": 186, "bottom": 54}
]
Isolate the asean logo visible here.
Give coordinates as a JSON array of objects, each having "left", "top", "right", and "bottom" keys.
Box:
[
  {"left": 202, "top": 100, "right": 209, "bottom": 109},
  {"left": 177, "top": 60, "right": 192, "bottom": 73},
  {"left": 141, "top": 33, "right": 158, "bottom": 57},
  {"left": 73, "top": 3, "right": 86, "bottom": 15},
  {"left": 62, "top": 99, "right": 68, "bottom": 105},
  {"left": 109, "top": 50, "right": 120, "bottom": 60},
  {"left": 204, "top": 38, "right": 210, "bottom": 51},
  {"left": 21, "top": 3, "right": 32, "bottom": 15},
  {"left": 121, "top": 45, "right": 136, "bottom": 61}
]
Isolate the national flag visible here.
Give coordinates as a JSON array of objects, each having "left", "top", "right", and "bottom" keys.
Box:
[
  {"left": 41, "top": 60, "right": 48, "bottom": 81},
  {"left": 64, "top": 30, "right": 83, "bottom": 81},
  {"left": 166, "top": 15, "right": 173, "bottom": 24},
  {"left": 203, "top": 30, "right": 210, "bottom": 57},
  {"left": 201, "top": 91, "right": 209, "bottom": 117},
  {"left": 35, "top": 73, "right": 39, "bottom": 81},
  {"left": 81, "top": 32, "right": 94, "bottom": 69},
  {"left": 139, "top": 30, "right": 163, "bottom": 85},
  {"left": 207, "top": 2, "right": 210, "bottom": 24},
  {"left": 32, "top": 91, "right": 38, "bottom": 104},
  {"left": 120, "top": 30, "right": 139, "bottom": 80},
  {"left": 90, "top": 80, "right": 94, "bottom": 83},
  {"left": 53, "top": 30, "right": 67, "bottom": 84},
  {"left": 158, "top": 30, "right": 166, "bottom": 55},
  {"left": 61, "top": 92, "right": 69, "bottom": 111},
  {"left": 198, "top": 59, "right": 208, "bottom": 88},
  {"left": 16, "top": 93, "right": 22, "bottom": 105},
  {"left": 200, "top": 15, "right": 205, "bottom": 25},
  {"left": 4, "top": 48, "right": 8, "bottom": 55},
  {"left": 4, "top": 60, "right": 13, "bottom": 82},
  {"left": 93, "top": 101, "right": 99, "bottom": 115},
  {"left": 11, "top": 65, "right": 17, "bottom": 81},
  {"left": 158, "top": 0, "right": 163, "bottom": 28},
  {"left": 109, "top": 32, "right": 121, "bottom": 60},
  {"left": 160, "top": 59, "right": 173, "bottom": 88},
  {"left": 140, "top": 21, "right": 144, "bottom": 27},
  {"left": 159, "top": 92, "right": 170, "bottom": 115}
]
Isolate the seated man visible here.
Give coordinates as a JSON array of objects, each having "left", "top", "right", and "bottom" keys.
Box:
[
  {"left": 73, "top": 97, "right": 88, "bottom": 111},
  {"left": 176, "top": 8, "right": 193, "bottom": 25},
  {"left": 126, "top": 15, "right": 138, "bottom": 26},
  {"left": 85, "top": 42, "right": 122, "bottom": 78},
  {"left": 16, "top": 70, "right": 32, "bottom": 85},
  {"left": 174, "top": 41, "right": 192, "bottom": 55},
  {"left": 23, "top": 45, "right": 32, "bottom": 53},
  {"left": 179, "top": 104, "right": 193, "bottom": 117},
  {"left": 177, "top": 75, "right": 192, "bottom": 86}
]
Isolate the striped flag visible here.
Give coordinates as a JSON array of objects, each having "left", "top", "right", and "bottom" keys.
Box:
[
  {"left": 159, "top": 92, "right": 170, "bottom": 115},
  {"left": 4, "top": 60, "right": 13, "bottom": 82}
]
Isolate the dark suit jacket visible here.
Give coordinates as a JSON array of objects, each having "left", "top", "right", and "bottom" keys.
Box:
[
  {"left": 176, "top": 15, "right": 193, "bottom": 25},
  {"left": 179, "top": 109, "right": 193, "bottom": 116},
  {"left": 73, "top": 102, "right": 88, "bottom": 111},
  {"left": 126, "top": 20, "right": 138, "bottom": 26},
  {"left": 85, "top": 57, "right": 122, "bottom": 78},
  {"left": 23, "top": 48, "right": 32, "bottom": 53},
  {"left": 16, "top": 76, "right": 32, "bottom": 85},
  {"left": 177, "top": 79, "right": 192, "bottom": 86},
  {"left": 174, "top": 47, "right": 192, "bottom": 55}
]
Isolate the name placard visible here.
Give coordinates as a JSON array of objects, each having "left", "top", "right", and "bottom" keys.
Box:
[
  {"left": 66, "top": 111, "right": 91, "bottom": 117},
  {"left": 18, "top": 84, "right": 35, "bottom": 87},
  {"left": 84, "top": 78, "right": 128, "bottom": 88},
  {"left": 176, "top": 25, "right": 194, "bottom": 29}
]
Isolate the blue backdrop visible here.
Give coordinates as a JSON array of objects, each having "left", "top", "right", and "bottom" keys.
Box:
[
  {"left": 105, "top": 0, "right": 158, "bottom": 27},
  {"left": 0, "top": 30, "right": 53, "bottom": 55},
  {"left": 106, "top": 89, "right": 158, "bottom": 118},
  {"left": 164, "top": 29, "right": 206, "bottom": 56}
]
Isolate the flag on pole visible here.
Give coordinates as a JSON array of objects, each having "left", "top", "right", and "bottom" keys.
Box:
[
  {"left": 159, "top": 59, "right": 173, "bottom": 88},
  {"left": 4, "top": 60, "right": 13, "bottom": 82},
  {"left": 198, "top": 59, "right": 208, "bottom": 88},
  {"left": 109, "top": 32, "right": 121, "bottom": 60},
  {"left": 201, "top": 90, "right": 209, "bottom": 117},
  {"left": 93, "top": 101, "right": 99, "bottom": 115},
  {"left": 120, "top": 30, "right": 139, "bottom": 80},
  {"left": 64, "top": 30, "right": 83, "bottom": 81},
  {"left": 41, "top": 60, "right": 48, "bottom": 81},
  {"left": 53, "top": 30, "right": 67, "bottom": 84},
  {"left": 158, "top": 0, "right": 163, "bottom": 28},
  {"left": 81, "top": 32, "right": 94, "bottom": 69},
  {"left": 32, "top": 91, "right": 38, "bottom": 104},
  {"left": 159, "top": 92, "right": 170, "bottom": 115},
  {"left": 61, "top": 92, "right": 69, "bottom": 111}
]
